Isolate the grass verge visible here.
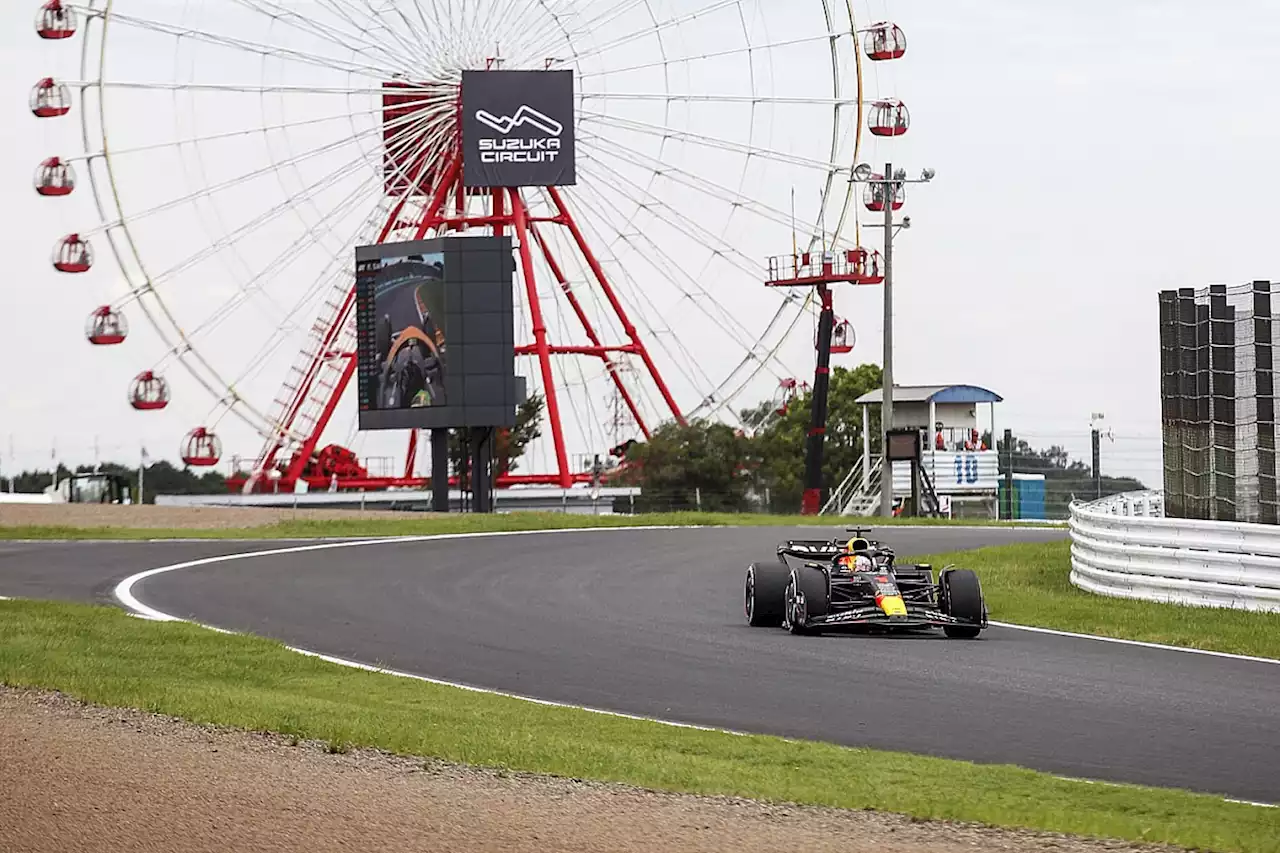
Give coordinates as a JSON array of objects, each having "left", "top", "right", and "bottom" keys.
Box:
[
  {"left": 0, "top": 598, "right": 1276, "bottom": 853},
  {"left": 0, "top": 509, "right": 1060, "bottom": 540},
  {"left": 909, "top": 540, "right": 1280, "bottom": 660}
]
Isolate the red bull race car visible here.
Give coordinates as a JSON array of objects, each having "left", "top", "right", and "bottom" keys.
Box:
[{"left": 744, "top": 528, "right": 987, "bottom": 637}]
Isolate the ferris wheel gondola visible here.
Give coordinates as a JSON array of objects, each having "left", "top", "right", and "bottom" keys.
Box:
[{"left": 31, "top": 0, "right": 913, "bottom": 491}]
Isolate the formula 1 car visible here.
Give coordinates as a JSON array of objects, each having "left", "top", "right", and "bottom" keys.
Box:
[{"left": 743, "top": 528, "right": 988, "bottom": 638}]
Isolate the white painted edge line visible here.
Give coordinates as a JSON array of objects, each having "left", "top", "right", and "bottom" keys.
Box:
[
  {"left": 284, "top": 646, "right": 750, "bottom": 736},
  {"left": 988, "top": 620, "right": 1280, "bottom": 666},
  {"left": 113, "top": 526, "right": 755, "bottom": 735},
  {"left": 112, "top": 526, "right": 699, "bottom": 621},
  {"left": 107, "top": 525, "right": 1278, "bottom": 809}
]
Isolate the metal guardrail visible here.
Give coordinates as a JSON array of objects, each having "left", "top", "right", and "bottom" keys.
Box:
[{"left": 1069, "top": 490, "right": 1280, "bottom": 612}]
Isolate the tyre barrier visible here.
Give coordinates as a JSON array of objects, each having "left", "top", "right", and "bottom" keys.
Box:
[{"left": 1069, "top": 491, "right": 1280, "bottom": 612}]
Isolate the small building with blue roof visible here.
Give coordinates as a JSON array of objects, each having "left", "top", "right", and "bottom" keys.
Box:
[{"left": 825, "top": 383, "right": 1014, "bottom": 519}]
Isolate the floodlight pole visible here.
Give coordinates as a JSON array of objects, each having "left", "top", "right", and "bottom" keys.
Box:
[
  {"left": 801, "top": 283, "right": 836, "bottom": 515},
  {"left": 880, "top": 162, "right": 895, "bottom": 518}
]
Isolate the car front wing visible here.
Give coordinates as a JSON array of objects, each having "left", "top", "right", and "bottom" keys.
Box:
[{"left": 806, "top": 604, "right": 985, "bottom": 629}]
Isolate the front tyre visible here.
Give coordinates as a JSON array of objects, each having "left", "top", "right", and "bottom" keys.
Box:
[
  {"left": 745, "top": 562, "right": 788, "bottom": 627},
  {"left": 940, "top": 568, "right": 985, "bottom": 639},
  {"left": 785, "top": 567, "right": 829, "bottom": 635}
]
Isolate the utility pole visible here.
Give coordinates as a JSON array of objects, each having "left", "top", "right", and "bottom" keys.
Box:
[
  {"left": 845, "top": 161, "right": 934, "bottom": 517},
  {"left": 1090, "top": 412, "right": 1105, "bottom": 500},
  {"left": 879, "top": 162, "right": 896, "bottom": 517},
  {"left": 1003, "top": 428, "right": 1014, "bottom": 519},
  {"left": 1092, "top": 429, "right": 1101, "bottom": 499}
]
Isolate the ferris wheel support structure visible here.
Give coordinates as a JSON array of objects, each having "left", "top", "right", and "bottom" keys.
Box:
[{"left": 244, "top": 134, "right": 688, "bottom": 493}]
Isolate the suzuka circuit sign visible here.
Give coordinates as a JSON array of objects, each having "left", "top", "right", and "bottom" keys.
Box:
[{"left": 461, "top": 69, "right": 576, "bottom": 188}]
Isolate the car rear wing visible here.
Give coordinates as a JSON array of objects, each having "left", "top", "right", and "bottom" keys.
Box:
[{"left": 777, "top": 540, "right": 843, "bottom": 560}]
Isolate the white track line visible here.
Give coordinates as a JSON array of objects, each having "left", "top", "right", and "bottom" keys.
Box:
[
  {"left": 987, "top": 621, "right": 1280, "bottom": 665},
  {"left": 112, "top": 527, "right": 691, "bottom": 621},
  {"left": 286, "top": 646, "right": 749, "bottom": 735}
]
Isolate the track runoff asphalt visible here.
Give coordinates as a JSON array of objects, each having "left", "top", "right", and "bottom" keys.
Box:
[{"left": 4, "top": 525, "right": 1279, "bottom": 805}]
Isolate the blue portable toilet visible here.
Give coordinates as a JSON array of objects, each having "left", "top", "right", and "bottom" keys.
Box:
[{"left": 1012, "top": 473, "right": 1046, "bottom": 520}]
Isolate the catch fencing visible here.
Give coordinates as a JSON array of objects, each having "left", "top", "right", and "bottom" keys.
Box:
[{"left": 1069, "top": 490, "right": 1280, "bottom": 612}]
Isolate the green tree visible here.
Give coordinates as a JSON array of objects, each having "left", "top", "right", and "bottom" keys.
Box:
[
  {"left": 450, "top": 392, "right": 546, "bottom": 488},
  {"left": 617, "top": 419, "right": 755, "bottom": 512},
  {"left": 751, "top": 363, "right": 884, "bottom": 512},
  {"left": 6, "top": 460, "right": 226, "bottom": 503}
]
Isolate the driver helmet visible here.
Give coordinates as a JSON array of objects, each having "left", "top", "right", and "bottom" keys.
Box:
[{"left": 845, "top": 537, "right": 871, "bottom": 553}]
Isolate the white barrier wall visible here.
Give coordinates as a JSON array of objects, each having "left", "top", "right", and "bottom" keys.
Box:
[{"left": 1069, "top": 490, "right": 1280, "bottom": 612}]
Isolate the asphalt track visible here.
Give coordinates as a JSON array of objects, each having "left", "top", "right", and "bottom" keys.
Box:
[{"left": 3, "top": 526, "right": 1279, "bottom": 805}]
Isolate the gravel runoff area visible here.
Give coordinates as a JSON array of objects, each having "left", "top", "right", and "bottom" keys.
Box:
[
  {"left": 0, "top": 503, "right": 432, "bottom": 529},
  {"left": 0, "top": 687, "right": 1190, "bottom": 853}
]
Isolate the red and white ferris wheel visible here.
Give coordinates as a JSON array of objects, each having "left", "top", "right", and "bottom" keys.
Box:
[{"left": 31, "top": 0, "right": 911, "bottom": 492}]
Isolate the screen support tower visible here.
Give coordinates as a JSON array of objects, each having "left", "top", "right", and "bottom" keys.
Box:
[{"left": 243, "top": 104, "right": 685, "bottom": 494}]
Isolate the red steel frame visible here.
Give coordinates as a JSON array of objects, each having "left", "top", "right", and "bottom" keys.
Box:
[{"left": 239, "top": 119, "right": 685, "bottom": 493}]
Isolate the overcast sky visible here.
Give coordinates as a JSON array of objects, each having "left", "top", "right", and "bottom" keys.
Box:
[{"left": 4, "top": 0, "right": 1278, "bottom": 491}]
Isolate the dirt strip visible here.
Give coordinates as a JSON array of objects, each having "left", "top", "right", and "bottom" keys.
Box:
[{"left": 0, "top": 687, "right": 1186, "bottom": 853}]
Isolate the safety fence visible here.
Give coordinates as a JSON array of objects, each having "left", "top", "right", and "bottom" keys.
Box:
[{"left": 1068, "top": 490, "right": 1280, "bottom": 612}]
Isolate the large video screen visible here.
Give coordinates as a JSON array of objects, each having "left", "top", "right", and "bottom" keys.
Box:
[
  {"left": 357, "top": 251, "right": 448, "bottom": 409},
  {"left": 356, "top": 237, "right": 517, "bottom": 431}
]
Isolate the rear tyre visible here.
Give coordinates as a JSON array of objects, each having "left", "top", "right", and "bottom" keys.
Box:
[
  {"left": 745, "top": 562, "right": 788, "bottom": 627},
  {"left": 940, "top": 568, "right": 985, "bottom": 638},
  {"left": 785, "top": 567, "right": 830, "bottom": 635}
]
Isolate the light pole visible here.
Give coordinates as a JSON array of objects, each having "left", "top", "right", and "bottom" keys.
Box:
[{"left": 850, "top": 162, "right": 935, "bottom": 516}]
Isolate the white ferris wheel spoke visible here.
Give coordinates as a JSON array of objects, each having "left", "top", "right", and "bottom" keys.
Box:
[
  {"left": 575, "top": 159, "right": 773, "bottom": 351},
  {"left": 322, "top": 0, "right": 433, "bottom": 69},
  {"left": 572, "top": 160, "right": 798, "bottom": 389},
  {"left": 89, "top": 119, "right": 392, "bottom": 240},
  {"left": 180, "top": 169, "right": 389, "bottom": 349},
  {"left": 68, "top": 79, "right": 449, "bottom": 96},
  {"left": 531, "top": 184, "right": 709, "bottom": 418},
  {"left": 76, "top": 8, "right": 402, "bottom": 78},
  {"left": 578, "top": 31, "right": 846, "bottom": 79},
  {"left": 67, "top": 107, "right": 389, "bottom": 165},
  {"left": 576, "top": 156, "right": 809, "bottom": 342},
  {"left": 548, "top": 185, "right": 724, "bottom": 410},
  {"left": 524, "top": 200, "right": 673, "bottom": 429},
  {"left": 226, "top": 0, "right": 425, "bottom": 70},
  {"left": 142, "top": 148, "right": 377, "bottom": 292},
  {"left": 579, "top": 130, "right": 846, "bottom": 248},
  {"left": 578, "top": 139, "right": 830, "bottom": 411},
  {"left": 579, "top": 91, "right": 863, "bottom": 106},
  {"left": 153, "top": 103, "right": 447, "bottom": 299},
  {"left": 580, "top": 111, "right": 857, "bottom": 174},
  {"left": 569, "top": 0, "right": 743, "bottom": 63},
  {"left": 186, "top": 102, "right": 455, "bottom": 336}
]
